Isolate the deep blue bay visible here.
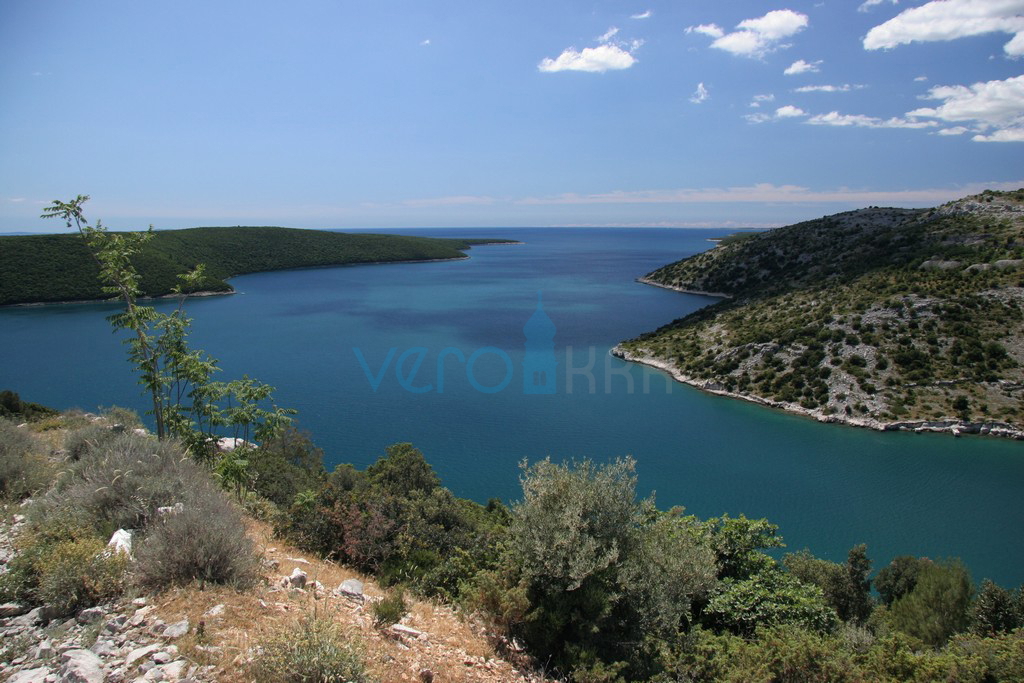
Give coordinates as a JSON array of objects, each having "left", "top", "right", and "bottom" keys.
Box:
[{"left": 2, "top": 227, "right": 1023, "bottom": 586}]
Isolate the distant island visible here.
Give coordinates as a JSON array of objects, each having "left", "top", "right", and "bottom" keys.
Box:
[
  {"left": 0, "top": 226, "right": 517, "bottom": 306},
  {"left": 615, "top": 189, "right": 1024, "bottom": 439}
]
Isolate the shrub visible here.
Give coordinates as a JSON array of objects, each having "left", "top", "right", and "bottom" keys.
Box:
[
  {"left": 366, "top": 442, "right": 439, "bottom": 497},
  {"left": 703, "top": 568, "right": 839, "bottom": 636},
  {"left": 0, "top": 419, "right": 52, "bottom": 500},
  {"left": 0, "top": 390, "right": 57, "bottom": 421},
  {"left": 875, "top": 555, "right": 928, "bottom": 606},
  {"left": 888, "top": 559, "right": 973, "bottom": 647},
  {"left": 134, "top": 484, "right": 259, "bottom": 590},
  {"left": 372, "top": 587, "right": 408, "bottom": 628},
  {"left": 971, "top": 579, "right": 1020, "bottom": 636},
  {"left": 508, "top": 457, "right": 716, "bottom": 677},
  {"left": 35, "top": 432, "right": 213, "bottom": 538},
  {"left": 248, "top": 427, "right": 325, "bottom": 507},
  {"left": 101, "top": 405, "right": 142, "bottom": 429},
  {"left": 250, "top": 615, "right": 373, "bottom": 683},
  {"left": 63, "top": 423, "right": 123, "bottom": 462},
  {"left": 36, "top": 537, "right": 128, "bottom": 616},
  {"left": 0, "top": 518, "right": 127, "bottom": 615}
]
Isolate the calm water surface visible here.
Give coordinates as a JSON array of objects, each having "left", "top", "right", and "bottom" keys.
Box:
[{"left": 2, "top": 228, "right": 1022, "bottom": 585}]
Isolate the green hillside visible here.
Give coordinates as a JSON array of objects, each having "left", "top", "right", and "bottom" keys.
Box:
[
  {"left": 0, "top": 227, "right": 512, "bottom": 305},
  {"left": 617, "top": 189, "right": 1024, "bottom": 435}
]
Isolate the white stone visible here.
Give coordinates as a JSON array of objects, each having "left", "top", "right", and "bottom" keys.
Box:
[
  {"left": 59, "top": 649, "right": 105, "bottom": 683},
  {"left": 215, "top": 437, "right": 256, "bottom": 452},
  {"left": 8, "top": 667, "right": 52, "bottom": 683},
  {"left": 391, "top": 623, "right": 424, "bottom": 638},
  {"left": 203, "top": 604, "right": 225, "bottom": 617},
  {"left": 107, "top": 529, "right": 133, "bottom": 558},
  {"left": 125, "top": 644, "right": 162, "bottom": 668},
  {"left": 0, "top": 602, "right": 29, "bottom": 617},
  {"left": 76, "top": 607, "right": 105, "bottom": 625},
  {"left": 160, "top": 660, "right": 188, "bottom": 680},
  {"left": 155, "top": 503, "right": 183, "bottom": 517},
  {"left": 338, "top": 578, "right": 364, "bottom": 598},
  {"left": 286, "top": 567, "right": 307, "bottom": 588},
  {"left": 162, "top": 619, "right": 189, "bottom": 639}
]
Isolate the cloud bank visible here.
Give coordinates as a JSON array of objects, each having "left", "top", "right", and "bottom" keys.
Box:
[
  {"left": 908, "top": 74, "right": 1024, "bottom": 142},
  {"left": 688, "top": 10, "right": 809, "bottom": 58},
  {"left": 539, "top": 25, "right": 642, "bottom": 73},
  {"left": 864, "top": 0, "right": 1024, "bottom": 57}
]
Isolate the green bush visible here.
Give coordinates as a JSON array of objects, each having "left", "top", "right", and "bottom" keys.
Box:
[
  {"left": 970, "top": 579, "right": 1021, "bottom": 636},
  {"left": 134, "top": 484, "right": 259, "bottom": 590},
  {"left": 703, "top": 568, "right": 839, "bottom": 636},
  {"left": 250, "top": 615, "right": 373, "bottom": 683},
  {"left": 248, "top": 427, "right": 325, "bottom": 507},
  {"left": 37, "top": 537, "right": 128, "bottom": 616},
  {"left": 888, "top": 559, "right": 973, "bottom": 647},
  {"left": 0, "top": 390, "right": 57, "bottom": 421},
  {"left": 0, "top": 419, "right": 52, "bottom": 500},
  {"left": 278, "top": 444, "right": 509, "bottom": 600},
  {"left": 372, "top": 587, "right": 408, "bottom": 628},
  {"left": 0, "top": 518, "right": 127, "bottom": 615},
  {"left": 875, "top": 555, "right": 928, "bottom": 606},
  {"left": 506, "top": 457, "right": 716, "bottom": 677}
]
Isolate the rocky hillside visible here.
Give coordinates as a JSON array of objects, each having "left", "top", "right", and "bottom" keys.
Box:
[
  {"left": 0, "top": 419, "right": 547, "bottom": 683},
  {"left": 616, "top": 189, "right": 1024, "bottom": 437}
]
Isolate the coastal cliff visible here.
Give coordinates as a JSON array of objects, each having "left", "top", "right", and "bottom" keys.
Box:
[{"left": 617, "top": 189, "right": 1024, "bottom": 438}]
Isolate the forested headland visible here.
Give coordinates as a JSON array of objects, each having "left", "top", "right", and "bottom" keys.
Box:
[{"left": 0, "top": 226, "right": 514, "bottom": 306}]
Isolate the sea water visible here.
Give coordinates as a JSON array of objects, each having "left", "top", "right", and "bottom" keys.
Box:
[{"left": 2, "top": 228, "right": 1022, "bottom": 585}]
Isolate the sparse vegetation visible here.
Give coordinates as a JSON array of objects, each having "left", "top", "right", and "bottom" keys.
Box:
[
  {"left": 0, "top": 419, "right": 53, "bottom": 500},
  {"left": 249, "top": 614, "right": 374, "bottom": 683},
  {"left": 621, "top": 190, "right": 1024, "bottom": 432},
  {"left": 371, "top": 587, "right": 408, "bottom": 628}
]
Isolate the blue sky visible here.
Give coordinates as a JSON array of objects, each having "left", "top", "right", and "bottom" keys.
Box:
[{"left": 2, "top": 0, "right": 1022, "bottom": 232}]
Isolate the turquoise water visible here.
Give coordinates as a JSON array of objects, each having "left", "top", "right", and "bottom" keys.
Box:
[{"left": 2, "top": 228, "right": 1022, "bottom": 586}]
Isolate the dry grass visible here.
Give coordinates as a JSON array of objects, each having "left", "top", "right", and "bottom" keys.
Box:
[{"left": 144, "top": 518, "right": 550, "bottom": 683}]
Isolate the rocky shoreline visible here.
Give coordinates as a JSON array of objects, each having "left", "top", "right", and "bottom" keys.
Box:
[
  {"left": 635, "top": 277, "right": 733, "bottom": 299},
  {"left": 611, "top": 346, "right": 1024, "bottom": 440}
]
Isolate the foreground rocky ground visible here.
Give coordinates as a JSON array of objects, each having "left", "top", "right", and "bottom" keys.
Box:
[{"left": 0, "top": 511, "right": 547, "bottom": 683}]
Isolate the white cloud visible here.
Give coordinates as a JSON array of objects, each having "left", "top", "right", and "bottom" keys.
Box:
[
  {"left": 690, "top": 82, "right": 710, "bottom": 104},
  {"left": 937, "top": 126, "right": 970, "bottom": 135},
  {"left": 794, "top": 84, "right": 856, "bottom": 92},
  {"left": 749, "top": 93, "right": 776, "bottom": 107},
  {"left": 858, "top": 0, "right": 898, "bottom": 12},
  {"left": 517, "top": 181, "right": 1024, "bottom": 206},
  {"left": 745, "top": 105, "right": 807, "bottom": 123},
  {"left": 974, "top": 128, "right": 1024, "bottom": 141},
  {"left": 539, "top": 43, "right": 638, "bottom": 73},
  {"left": 864, "top": 0, "right": 1024, "bottom": 57},
  {"left": 597, "top": 27, "right": 620, "bottom": 43},
  {"left": 907, "top": 74, "right": 1024, "bottom": 142},
  {"left": 631, "top": 10, "right": 652, "bottom": 20},
  {"left": 915, "top": 75, "right": 929, "bottom": 82},
  {"left": 776, "top": 105, "right": 807, "bottom": 118},
  {"left": 689, "top": 10, "right": 809, "bottom": 57},
  {"left": 784, "top": 59, "right": 822, "bottom": 75},
  {"left": 686, "top": 23, "right": 725, "bottom": 39},
  {"left": 420, "top": 39, "right": 431, "bottom": 46},
  {"left": 807, "top": 111, "right": 938, "bottom": 128},
  {"left": 402, "top": 195, "right": 495, "bottom": 208}
]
